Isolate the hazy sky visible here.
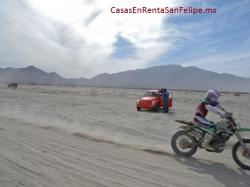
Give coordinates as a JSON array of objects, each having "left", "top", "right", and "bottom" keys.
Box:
[{"left": 1, "top": 0, "right": 250, "bottom": 78}]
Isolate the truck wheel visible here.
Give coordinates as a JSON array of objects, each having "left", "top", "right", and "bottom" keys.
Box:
[{"left": 154, "top": 104, "right": 160, "bottom": 112}]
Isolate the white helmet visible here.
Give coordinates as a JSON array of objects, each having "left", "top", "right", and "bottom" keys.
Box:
[{"left": 205, "top": 90, "right": 220, "bottom": 105}]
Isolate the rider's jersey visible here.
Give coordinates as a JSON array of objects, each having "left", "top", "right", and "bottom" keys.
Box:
[
  {"left": 195, "top": 100, "right": 225, "bottom": 118},
  {"left": 195, "top": 101, "right": 208, "bottom": 117}
]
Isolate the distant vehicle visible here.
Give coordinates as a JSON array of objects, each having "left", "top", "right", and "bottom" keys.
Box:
[
  {"left": 136, "top": 90, "right": 173, "bottom": 112},
  {"left": 7, "top": 83, "right": 18, "bottom": 88}
]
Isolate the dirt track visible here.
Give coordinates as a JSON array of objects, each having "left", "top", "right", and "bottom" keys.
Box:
[{"left": 0, "top": 85, "right": 250, "bottom": 187}]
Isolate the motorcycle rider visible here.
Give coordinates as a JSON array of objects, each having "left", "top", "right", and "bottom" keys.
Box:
[{"left": 193, "top": 90, "right": 230, "bottom": 150}]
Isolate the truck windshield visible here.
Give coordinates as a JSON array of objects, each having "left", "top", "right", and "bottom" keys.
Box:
[{"left": 145, "top": 92, "right": 159, "bottom": 97}]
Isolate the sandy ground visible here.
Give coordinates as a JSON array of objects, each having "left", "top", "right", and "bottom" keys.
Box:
[{"left": 0, "top": 85, "right": 250, "bottom": 187}]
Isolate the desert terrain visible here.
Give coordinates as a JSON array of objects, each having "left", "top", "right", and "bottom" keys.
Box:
[{"left": 0, "top": 85, "right": 250, "bottom": 187}]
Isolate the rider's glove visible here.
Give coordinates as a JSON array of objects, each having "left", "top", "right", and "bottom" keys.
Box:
[{"left": 224, "top": 112, "right": 233, "bottom": 119}]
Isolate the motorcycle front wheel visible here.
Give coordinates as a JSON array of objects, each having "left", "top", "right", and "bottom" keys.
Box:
[
  {"left": 232, "top": 139, "right": 250, "bottom": 170},
  {"left": 171, "top": 130, "right": 198, "bottom": 157}
]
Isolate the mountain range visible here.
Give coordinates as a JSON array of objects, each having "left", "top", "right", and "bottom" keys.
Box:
[{"left": 0, "top": 65, "right": 250, "bottom": 92}]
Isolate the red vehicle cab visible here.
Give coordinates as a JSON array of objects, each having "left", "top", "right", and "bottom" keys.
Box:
[{"left": 136, "top": 90, "right": 173, "bottom": 112}]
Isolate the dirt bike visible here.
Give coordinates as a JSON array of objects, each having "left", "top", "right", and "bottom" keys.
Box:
[{"left": 171, "top": 113, "right": 250, "bottom": 170}]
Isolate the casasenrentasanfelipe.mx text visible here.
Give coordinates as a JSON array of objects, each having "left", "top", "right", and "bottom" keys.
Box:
[{"left": 110, "top": 6, "right": 217, "bottom": 14}]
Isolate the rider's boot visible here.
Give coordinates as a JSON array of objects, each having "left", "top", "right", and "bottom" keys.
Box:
[{"left": 202, "top": 133, "right": 214, "bottom": 151}]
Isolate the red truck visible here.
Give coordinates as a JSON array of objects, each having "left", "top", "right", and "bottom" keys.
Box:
[{"left": 136, "top": 90, "right": 173, "bottom": 112}]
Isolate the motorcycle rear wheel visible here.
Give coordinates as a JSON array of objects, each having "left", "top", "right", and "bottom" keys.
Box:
[
  {"left": 232, "top": 139, "right": 250, "bottom": 170},
  {"left": 171, "top": 130, "right": 198, "bottom": 157}
]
